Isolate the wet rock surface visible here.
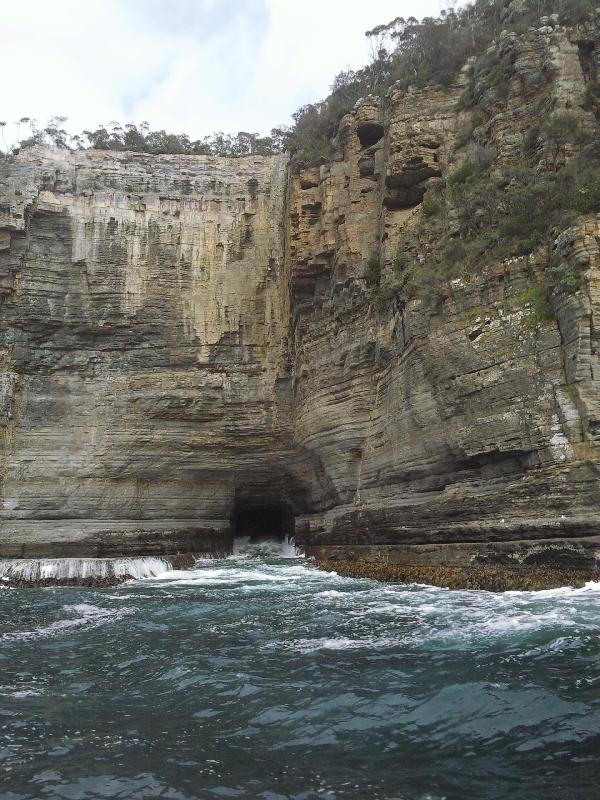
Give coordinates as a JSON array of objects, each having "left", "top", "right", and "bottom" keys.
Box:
[{"left": 314, "top": 559, "right": 596, "bottom": 591}]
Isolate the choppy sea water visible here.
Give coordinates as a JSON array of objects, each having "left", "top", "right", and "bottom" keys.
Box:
[{"left": 1, "top": 541, "right": 599, "bottom": 800}]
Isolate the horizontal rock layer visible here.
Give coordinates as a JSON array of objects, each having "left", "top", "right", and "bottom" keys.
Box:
[
  {"left": 0, "top": 148, "right": 326, "bottom": 558},
  {"left": 289, "top": 20, "right": 600, "bottom": 577},
  {"left": 2, "top": 16, "right": 600, "bottom": 581}
]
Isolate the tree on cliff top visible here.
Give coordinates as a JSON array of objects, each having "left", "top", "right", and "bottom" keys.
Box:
[
  {"left": 3, "top": 0, "right": 597, "bottom": 164},
  {"left": 2, "top": 119, "right": 284, "bottom": 158},
  {"left": 283, "top": 0, "right": 597, "bottom": 167}
]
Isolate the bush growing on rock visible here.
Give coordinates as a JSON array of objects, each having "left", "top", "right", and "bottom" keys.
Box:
[
  {"left": 285, "top": 0, "right": 591, "bottom": 167},
  {"left": 366, "top": 256, "right": 382, "bottom": 291}
]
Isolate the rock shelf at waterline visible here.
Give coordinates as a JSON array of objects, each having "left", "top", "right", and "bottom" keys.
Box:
[
  {"left": 0, "top": 557, "right": 177, "bottom": 587},
  {"left": 0, "top": 543, "right": 302, "bottom": 586},
  {"left": 313, "top": 560, "right": 599, "bottom": 591}
]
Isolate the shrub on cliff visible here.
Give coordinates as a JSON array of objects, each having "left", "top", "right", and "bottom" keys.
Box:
[
  {"left": 538, "top": 113, "right": 593, "bottom": 168},
  {"left": 559, "top": 0, "right": 595, "bottom": 25},
  {"left": 366, "top": 256, "right": 382, "bottom": 291},
  {"left": 285, "top": 0, "right": 594, "bottom": 167}
]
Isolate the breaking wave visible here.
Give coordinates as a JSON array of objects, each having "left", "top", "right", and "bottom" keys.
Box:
[
  {"left": 0, "top": 556, "right": 172, "bottom": 582},
  {"left": 231, "top": 535, "right": 302, "bottom": 559}
]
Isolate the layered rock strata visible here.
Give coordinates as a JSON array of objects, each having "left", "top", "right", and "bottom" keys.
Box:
[
  {"left": 2, "top": 15, "right": 600, "bottom": 583},
  {"left": 292, "top": 19, "right": 600, "bottom": 579},
  {"left": 0, "top": 148, "right": 325, "bottom": 559}
]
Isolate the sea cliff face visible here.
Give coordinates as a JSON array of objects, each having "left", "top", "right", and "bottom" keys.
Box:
[
  {"left": 0, "top": 148, "right": 307, "bottom": 557},
  {"left": 2, "top": 14, "right": 600, "bottom": 582},
  {"left": 287, "top": 16, "right": 600, "bottom": 580}
]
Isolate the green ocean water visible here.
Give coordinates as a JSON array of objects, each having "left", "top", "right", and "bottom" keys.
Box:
[{"left": 1, "top": 542, "right": 599, "bottom": 800}]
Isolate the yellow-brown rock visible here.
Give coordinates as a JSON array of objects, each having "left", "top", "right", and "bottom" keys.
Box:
[{"left": 2, "top": 13, "right": 600, "bottom": 578}]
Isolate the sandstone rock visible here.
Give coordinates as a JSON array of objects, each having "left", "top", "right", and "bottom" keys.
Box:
[
  {"left": 2, "top": 20, "right": 600, "bottom": 581},
  {"left": 0, "top": 147, "right": 326, "bottom": 557}
]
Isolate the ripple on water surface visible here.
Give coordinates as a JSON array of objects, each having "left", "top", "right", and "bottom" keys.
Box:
[{"left": 0, "top": 543, "right": 599, "bottom": 800}]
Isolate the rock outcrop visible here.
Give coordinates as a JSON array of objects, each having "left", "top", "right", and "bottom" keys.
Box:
[
  {"left": 0, "top": 148, "right": 327, "bottom": 558},
  {"left": 2, "top": 12, "right": 600, "bottom": 584},
  {"left": 291, "top": 17, "right": 600, "bottom": 578}
]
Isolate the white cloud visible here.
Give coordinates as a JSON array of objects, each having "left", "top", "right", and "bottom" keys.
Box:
[{"left": 0, "top": 0, "right": 447, "bottom": 144}]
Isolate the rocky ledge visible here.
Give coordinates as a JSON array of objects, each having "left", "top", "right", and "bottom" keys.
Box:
[{"left": 314, "top": 560, "right": 596, "bottom": 592}]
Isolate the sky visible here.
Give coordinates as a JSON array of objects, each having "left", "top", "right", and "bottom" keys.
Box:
[{"left": 1, "top": 0, "right": 449, "bottom": 145}]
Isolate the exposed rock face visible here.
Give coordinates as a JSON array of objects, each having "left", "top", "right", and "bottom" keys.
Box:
[
  {"left": 288, "top": 20, "right": 600, "bottom": 575},
  {"left": 0, "top": 148, "right": 327, "bottom": 557},
  {"left": 288, "top": 110, "right": 600, "bottom": 571},
  {"left": 2, "top": 15, "right": 600, "bottom": 580}
]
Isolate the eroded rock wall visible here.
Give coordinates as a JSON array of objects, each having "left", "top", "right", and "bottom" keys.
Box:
[
  {"left": 2, "top": 13, "right": 600, "bottom": 575},
  {"left": 0, "top": 147, "right": 325, "bottom": 556},
  {"left": 291, "top": 22, "right": 600, "bottom": 572}
]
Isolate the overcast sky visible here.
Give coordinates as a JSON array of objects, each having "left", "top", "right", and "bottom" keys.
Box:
[{"left": 1, "top": 0, "right": 448, "bottom": 143}]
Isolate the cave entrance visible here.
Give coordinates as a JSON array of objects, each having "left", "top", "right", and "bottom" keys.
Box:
[{"left": 231, "top": 501, "right": 294, "bottom": 543}]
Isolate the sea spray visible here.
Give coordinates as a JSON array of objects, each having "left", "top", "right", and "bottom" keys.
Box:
[
  {"left": 0, "top": 556, "right": 172, "bottom": 584},
  {"left": 231, "top": 536, "right": 302, "bottom": 559}
]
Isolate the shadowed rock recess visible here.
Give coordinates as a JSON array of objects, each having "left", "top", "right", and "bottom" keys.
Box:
[{"left": 3, "top": 23, "right": 600, "bottom": 587}]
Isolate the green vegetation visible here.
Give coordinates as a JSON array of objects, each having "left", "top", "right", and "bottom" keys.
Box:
[
  {"left": 369, "top": 246, "right": 420, "bottom": 307},
  {"left": 518, "top": 286, "right": 555, "bottom": 326},
  {"left": 522, "top": 125, "right": 541, "bottom": 157},
  {"left": 2, "top": 117, "right": 282, "bottom": 158},
  {"left": 422, "top": 195, "right": 443, "bottom": 217},
  {"left": 449, "top": 155, "right": 600, "bottom": 258},
  {"left": 3, "top": 1, "right": 598, "bottom": 163},
  {"left": 370, "top": 132, "right": 600, "bottom": 313},
  {"left": 583, "top": 78, "right": 600, "bottom": 112},
  {"left": 540, "top": 113, "right": 593, "bottom": 166},
  {"left": 366, "top": 256, "right": 382, "bottom": 290},
  {"left": 286, "top": 0, "right": 597, "bottom": 167},
  {"left": 455, "top": 109, "right": 485, "bottom": 148}
]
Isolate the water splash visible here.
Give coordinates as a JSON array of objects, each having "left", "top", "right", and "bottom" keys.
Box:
[
  {"left": 0, "top": 557, "right": 172, "bottom": 583},
  {"left": 231, "top": 536, "right": 302, "bottom": 560}
]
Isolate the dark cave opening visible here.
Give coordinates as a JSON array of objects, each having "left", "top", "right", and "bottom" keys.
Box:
[
  {"left": 231, "top": 502, "right": 295, "bottom": 543},
  {"left": 356, "top": 121, "right": 384, "bottom": 149}
]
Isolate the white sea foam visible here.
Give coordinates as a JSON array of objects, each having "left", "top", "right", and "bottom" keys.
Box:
[
  {"left": 278, "top": 635, "right": 400, "bottom": 653},
  {"left": 0, "top": 557, "right": 173, "bottom": 582},
  {"left": 578, "top": 579, "right": 600, "bottom": 592},
  {"left": 314, "top": 590, "right": 349, "bottom": 599},
  {"left": 231, "top": 536, "right": 302, "bottom": 559},
  {"left": 2, "top": 602, "right": 131, "bottom": 641},
  {"left": 147, "top": 565, "right": 310, "bottom": 587},
  {"left": 0, "top": 684, "right": 45, "bottom": 698}
]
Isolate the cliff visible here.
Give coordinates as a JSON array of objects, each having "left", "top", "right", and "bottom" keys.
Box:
[
  {"left": 2, "top": 10, "right": 600, "bottom": 585},
  {"left": 0, "top": 148, "right": 307, "bottom": 557},
  {"left": 291, "top": 13, "right": 600, "bottom": 579}
]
